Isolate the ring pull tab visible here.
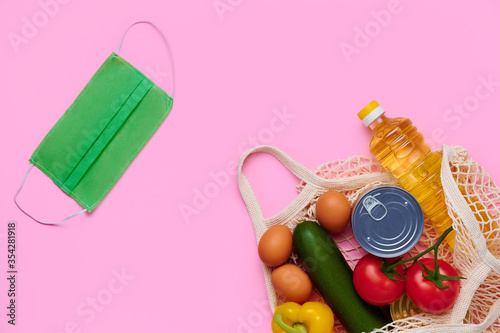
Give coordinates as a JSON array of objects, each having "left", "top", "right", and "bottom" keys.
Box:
[{"left": 362, "top": 195, "right": 388, "bottom": 221}]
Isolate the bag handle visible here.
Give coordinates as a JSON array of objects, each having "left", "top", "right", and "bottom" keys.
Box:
[
  {"left": 238, "top": 145, "right": 319, "bottom": 225},
  {"left": 440, "top": 144, "right": 500, "bottom": 330},
  {"left": 116, "top": 20, "right": 176, "bottom": 98},
  {"left": 441, "top": 145, "right": 500, "bottom": 274},
  {"left": 238, "top": 145, "right": 395, "bottom": 236},
  {"left": 14, "top": 163, "right": 87, "bottom": 225}
]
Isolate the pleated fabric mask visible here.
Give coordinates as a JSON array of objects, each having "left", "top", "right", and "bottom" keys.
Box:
[{"left": 15, "top": 21, "right": 175, "bottom": 224}]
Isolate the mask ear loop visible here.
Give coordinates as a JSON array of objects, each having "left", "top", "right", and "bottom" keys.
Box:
[
  {"left": 14, "top": 163, "right": 87, "bottom": 225},
  {"left": 115, "top": 20, "right": 176, "bottom": 98}
]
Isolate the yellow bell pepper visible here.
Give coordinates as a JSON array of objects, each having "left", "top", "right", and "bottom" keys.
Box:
[{"left": 271, "top": 302, "right": 334, "bottom": 333}]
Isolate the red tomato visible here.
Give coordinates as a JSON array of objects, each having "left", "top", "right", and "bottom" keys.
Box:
[
  {"left": 353, "top": 254, "right": 405, "bottom": 306},
  {"left": 405, "top": 258, "right": 461, "bottom": 314}
]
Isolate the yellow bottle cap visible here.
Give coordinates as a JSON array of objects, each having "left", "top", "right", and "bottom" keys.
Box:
[{"left": 358, "top": 100, "right": 385, "bottom": 126}]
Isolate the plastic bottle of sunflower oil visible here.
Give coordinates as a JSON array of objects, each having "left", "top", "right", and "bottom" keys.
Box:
[{"left": 357, "top": 101, "right": 456, "bottom": 247}]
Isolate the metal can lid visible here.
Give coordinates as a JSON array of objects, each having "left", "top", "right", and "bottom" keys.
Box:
[{"left": 352, "top": 186, "right": 424, "bottom": 258}]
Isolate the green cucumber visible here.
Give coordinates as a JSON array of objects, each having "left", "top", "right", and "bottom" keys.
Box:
[{"left": 293, "top": 221, "right": 389, "bottom": 333}]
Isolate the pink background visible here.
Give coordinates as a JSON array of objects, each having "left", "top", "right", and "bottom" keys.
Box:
[{"left": 2, "top": 1, "right": 500, "bottom": 332}]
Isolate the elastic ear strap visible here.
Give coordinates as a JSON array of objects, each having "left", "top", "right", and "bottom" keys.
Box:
[
  {"left": 14, "top": 163, "right": 87, "bottom": 225},
  {"left": 116, "top": 20, "right": 176, "bottom": 98}
]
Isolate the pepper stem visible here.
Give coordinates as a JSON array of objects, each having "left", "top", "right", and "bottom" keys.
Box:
[{"left": 273, "top": 314, "right": 308, "bottom": 333}]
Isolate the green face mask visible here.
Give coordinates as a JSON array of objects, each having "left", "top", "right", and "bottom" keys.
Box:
[{"left": 15, "top": 21, "right": 175, "bottom": 224}]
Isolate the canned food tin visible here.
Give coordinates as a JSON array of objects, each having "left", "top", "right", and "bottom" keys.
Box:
[{"left": 352, "top": 186, "right": 424, "bottom": 258}]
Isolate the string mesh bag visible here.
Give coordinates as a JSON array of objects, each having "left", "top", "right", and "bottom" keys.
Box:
[{"left": 238, "top": 144, "right": 500, "bottom": 333}]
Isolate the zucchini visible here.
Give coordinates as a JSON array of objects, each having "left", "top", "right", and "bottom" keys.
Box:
[{"left": 293, "top": 221, "right": 389, "bottom": 333}]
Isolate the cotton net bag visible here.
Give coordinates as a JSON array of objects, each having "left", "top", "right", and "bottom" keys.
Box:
[{"left": 238, "top": 144, "right": 500, "bottom": 333}]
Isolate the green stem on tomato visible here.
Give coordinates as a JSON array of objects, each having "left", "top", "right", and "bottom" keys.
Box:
[
  {"left": 433, "top": 244, "right": 440, "bottom": 280},
  {"left": 384, "top": 226, "right": 454, "bottom": 273},
  {"left": 273, "top": 314, "right": 308, "bottom": 333},
  {"left": 381, "top": 225, "right": 466, "bottom": 288}
]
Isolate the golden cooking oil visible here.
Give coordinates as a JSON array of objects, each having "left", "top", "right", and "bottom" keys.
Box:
[{"left": 358, "top": 101, "right": 455, "bottom": 247}]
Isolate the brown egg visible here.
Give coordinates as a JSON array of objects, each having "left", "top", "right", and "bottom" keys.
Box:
[
  {"left": 271, "top": 264, "right": 312, "bottom": 303},
  {"left": 316, "top": 190, "right": 351, "bottom": 233},
  {"left": 258, "top": 225, "right": 293, "bottom": 267}
]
